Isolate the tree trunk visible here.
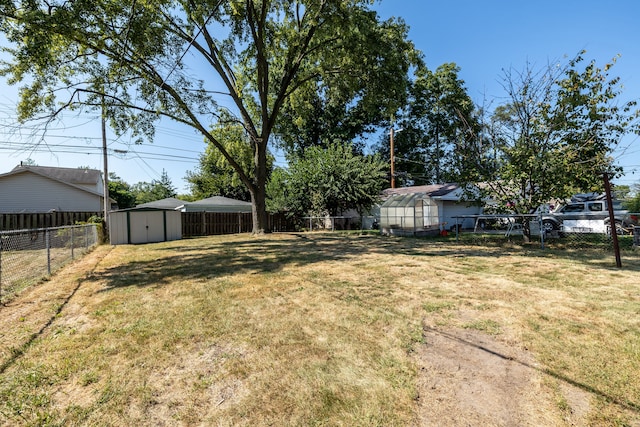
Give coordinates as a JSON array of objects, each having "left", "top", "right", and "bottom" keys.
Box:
[{"left": 251, "top": 140, "right": 269, "bottom": 234}]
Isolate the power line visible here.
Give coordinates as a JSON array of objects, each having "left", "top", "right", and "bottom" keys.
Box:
[{"left": 0, "top": 143, "right": 200, "bottom": 163}]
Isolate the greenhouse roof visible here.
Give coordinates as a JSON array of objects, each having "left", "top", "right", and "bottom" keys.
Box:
[{"left": 381, "top": 193, "right": 427, "bottom": 208}]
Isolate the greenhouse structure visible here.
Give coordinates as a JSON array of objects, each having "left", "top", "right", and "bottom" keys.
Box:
[
  {"left": 379, "top": 184, "right": 482, "bottom": 236},
  {"left": 379, "top": 193, "right": 440, "bottom": 236}
]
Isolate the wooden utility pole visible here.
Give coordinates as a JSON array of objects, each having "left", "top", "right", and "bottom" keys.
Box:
[
  {"left": 603, "top": 171, "right": 622, "bottom": 268},
  {"left": 390, "top": 126, "right": 396, "bottom": 189},
  {"left": 102, "top": 101, "right": 110, "bottom": 232}
]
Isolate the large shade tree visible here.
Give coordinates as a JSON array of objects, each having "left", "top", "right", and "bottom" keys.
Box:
[
  {"left": 0, "top": 0, "right": 416, "bottom": 233},
  {"left": 464, "top": 52, "right": 640, "bottom": 239},
  {"left": 273, "top": 17, "right": 420, "bottom": 156},
  {"left": 186, "top": 118, "right": 273, "bottom": 201},
  {"left": 410, "top": 63, "right": 480, "bottom": 184}
]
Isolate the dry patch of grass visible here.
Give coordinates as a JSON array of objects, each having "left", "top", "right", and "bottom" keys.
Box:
[{"left": 1, "top": 233, "right": 639, "bottom": 426}]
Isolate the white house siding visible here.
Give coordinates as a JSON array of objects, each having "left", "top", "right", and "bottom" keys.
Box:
[
  {"left": 0, "top": 172, "right": 103, "bottom": 213},
  {"left": 437, "top": 201, "right": 479, "bottom": 230}
]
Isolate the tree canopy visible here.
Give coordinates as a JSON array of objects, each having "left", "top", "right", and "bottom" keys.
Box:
[
  {"left": 108, "top": 172, "right": 136, "bottom": 209},
  {"left": 272, "top": 16, "right": 420, "bottom": 156},
  {"left": 132, "top": 169, "right": 177, "bottom": 205},
  {"left": 465, "top": 53, "right": 640, "bottom": 217},
  {"left": 373, "top": 63, "right": 480, "bottom": 186},
  {"left": 0, "top": 0, "right": 418, "bottom": 233},
  {"left": 186, "top": 118, "right": 273, "bottom": 201},
  {"left": 266, "top": 142, "right": 386, "bottom": 218}
]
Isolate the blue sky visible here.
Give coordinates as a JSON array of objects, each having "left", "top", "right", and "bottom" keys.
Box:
[
  {"left": 1, "top": 0, "right": 639, "bottom": 192},
  {"left": 375, "top": 0, "right": 640, "bottom": 188}
]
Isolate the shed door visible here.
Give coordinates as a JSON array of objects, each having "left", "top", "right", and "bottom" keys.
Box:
[{"left": 130, "top": 211, "right": 165, "bottom": 244}]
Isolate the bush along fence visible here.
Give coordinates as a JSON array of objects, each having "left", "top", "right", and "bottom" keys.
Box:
[{"left": 0, "top": 224, "right": 99, "bottom": 305}]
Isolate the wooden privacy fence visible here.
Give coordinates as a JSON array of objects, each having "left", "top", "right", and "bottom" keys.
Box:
[
  {"left": 181, "top": 212, "right": 297, "bottom": 237},
  {"left": 0, "top": 212, "right": 101, "bottom": 231},
  {"left": 1, "top": 211, "right": 297, "bottom": 236},
  {"left": 182, "top": 212, "right": 252, "bottom": 236}
]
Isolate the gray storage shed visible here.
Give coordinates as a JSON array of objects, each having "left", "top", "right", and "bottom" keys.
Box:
[{"left": 109, "top": 207, "right": 182, "bottom": 245}]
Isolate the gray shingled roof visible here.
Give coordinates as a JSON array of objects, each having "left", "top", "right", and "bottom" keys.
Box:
[
  {"left": 136, "top": 197, "right": 187, "bottom": 209},
  {"left": 190, "top": 196, "right": 252, "bottom": 206},
  {"left": 10, "top": 164, "right": 101, "bottom": 185},
  {"left": 382, "top": 184, "right": 459, "bottom": 198}
]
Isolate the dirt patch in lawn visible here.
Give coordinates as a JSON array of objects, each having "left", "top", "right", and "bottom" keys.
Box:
[{"left": 414, "top": 326, "right": 589, "bottom": 426}]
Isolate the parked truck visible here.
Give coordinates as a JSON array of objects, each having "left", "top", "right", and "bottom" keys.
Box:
[{"left": 541, "top": 193, "right": 633, "bottom": 235}]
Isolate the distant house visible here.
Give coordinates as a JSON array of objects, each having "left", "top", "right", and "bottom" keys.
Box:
[
  {"left": 0, "top": 164, "right": 115, "bottom": 213},
  {"left": 380, "top": 184, "right": 481, "bottom": 235},
  {"left": 136, "top": 197, "right": 187, "bottom": 210},
  {"left": 176, "top": 196, "right": 252, "bottom": 213}
]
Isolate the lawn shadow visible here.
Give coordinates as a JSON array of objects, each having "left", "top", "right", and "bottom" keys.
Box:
[
  {"left": 91, "top": 232, "right": 640, "bottom": 291},
  {"left": 92, "top": 233, "right": 510, "bottom": 291}
]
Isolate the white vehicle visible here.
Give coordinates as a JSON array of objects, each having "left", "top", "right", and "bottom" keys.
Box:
[{"left": 541, "top": 194, "right": 630, "bottom": 234}]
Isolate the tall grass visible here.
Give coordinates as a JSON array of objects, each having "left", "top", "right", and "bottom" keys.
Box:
[{"left": 1, "top": 233, "right": 639, "bottom": 426}]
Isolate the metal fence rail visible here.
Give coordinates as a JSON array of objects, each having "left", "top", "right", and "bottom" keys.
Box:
[
  {"left": 449, "top": 213, "right": 640, "bottom": 253},
  {"left": 0, "top": 224, "right": 98, "bottom": 304},
  {"left": 301, "top": 216, "right": 375, "bottom": 231}
]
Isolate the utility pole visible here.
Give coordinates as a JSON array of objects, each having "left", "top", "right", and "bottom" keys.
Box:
[
  {"left": 603, "top": 171, "right": 622, "bottom": 268},
  {"left": 102, "top": 100, "right": 110, "bottom": 233},
  {"left": 390, "top": 126, "right": 396, "bottom": 189}
]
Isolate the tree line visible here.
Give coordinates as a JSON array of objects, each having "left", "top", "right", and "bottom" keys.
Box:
[
  {"left": 108, "top": 170, "right": 181, "bottom": 209},
  {"left": 2, "top": 1, "right": 639, "bottom": 234}
]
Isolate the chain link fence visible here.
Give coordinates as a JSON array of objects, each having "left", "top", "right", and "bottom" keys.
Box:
[
  {"left": 0, "top": 224, "right": 98, "bottom": 304},
  {"left": 451, "top": 214, "right": 640, "bottom": 252},
  {"left": 301, "top": 216, "right": 373, "bottom": 231}
]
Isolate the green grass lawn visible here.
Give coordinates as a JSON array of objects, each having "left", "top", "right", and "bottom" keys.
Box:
[{"left": 1, "top": 233, "right": 639, "bottom": 426}]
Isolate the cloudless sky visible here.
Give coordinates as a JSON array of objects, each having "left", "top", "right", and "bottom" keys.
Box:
[{"left": 1, "top": 0, "right": 639, "bottom": 192}]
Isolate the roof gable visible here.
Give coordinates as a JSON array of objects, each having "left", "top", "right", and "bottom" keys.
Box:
[
  {"left": 10, "top": 165, "right": 102, "bottom": 185},
  {"left": 383, "top": 184, "right": 459, "bottom": 198},
  {"left": 0, "top": 165, "right": 105, "bottom": 199},
  {"left": 191, "top": 196, "right": 252, "bottom": 206},
  {"left": 136, "top": 197, "right": 186, "bottom": 209}
]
